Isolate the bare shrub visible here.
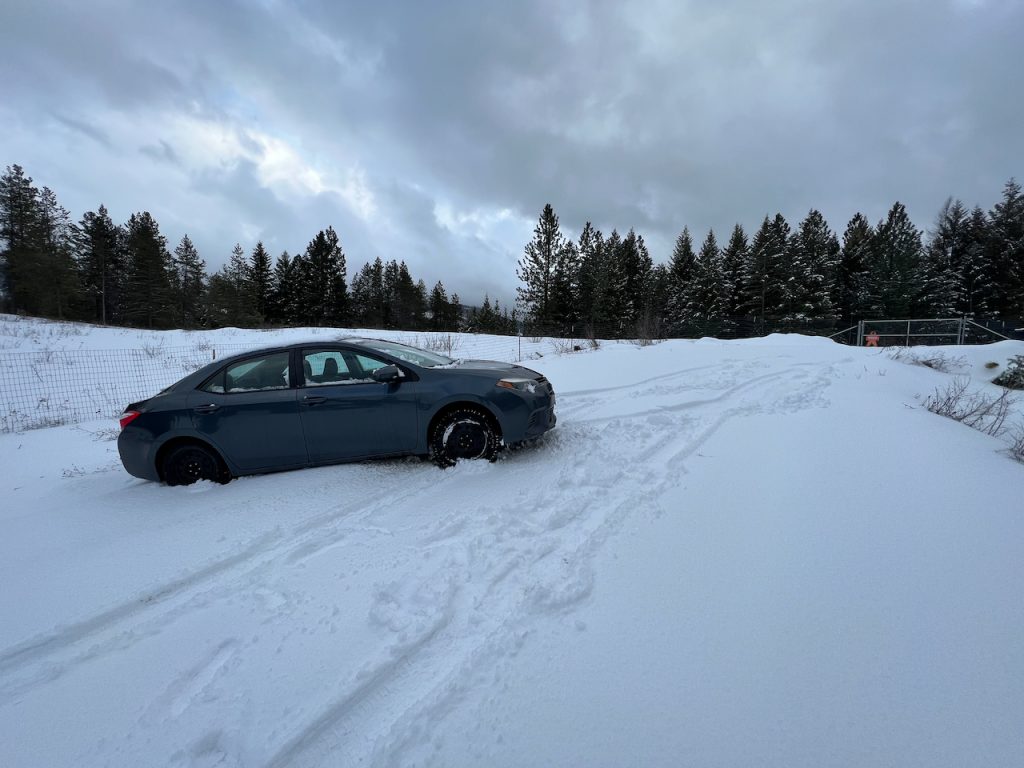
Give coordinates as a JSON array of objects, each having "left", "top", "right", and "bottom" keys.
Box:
[
  {"left": 1011, "top": 427, "right": 1024, "bottom": 463},
  {"left": 633, "top": 312, "right": 660, "bottom": 347},
  {"left": 551, "top": 338, "right": 585, "bottom": 355},
  {"left": 887, "top": 347, "right": 967, "bottom": 373},
  {"left": 420, "top": 333, "right": 461, "bottom": 357},
  {"left": 924, "top": 376, "right": 1016, "bottom": 437},
  {"left": 141, "top": 340, "right": 165, "bottom": 358},
  {"left": 582, "top": 323, "right": 601, "bottom": 350}
]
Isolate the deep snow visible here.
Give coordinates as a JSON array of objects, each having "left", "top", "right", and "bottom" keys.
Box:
[{"left": 1, "top": 320, "right": 1022, "bottom": 768}]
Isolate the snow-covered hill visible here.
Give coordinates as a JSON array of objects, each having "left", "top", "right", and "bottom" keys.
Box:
[{"left": 1, "top": 321, "right": 1022, "bottom": 767}]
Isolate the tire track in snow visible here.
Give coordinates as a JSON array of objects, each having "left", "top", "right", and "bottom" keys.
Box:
[
  {"left": 374, "top": 362, "right": 838, "bottom": 766},
  {"left": 556, "top": 361, "right": 729, "bottom": 397},
  {"left": 264, "top": 360, "right": 837, "bottom": 768},
  {"left": 0, "top": 464, "right": 449, "bottom": 701},
  {"left": 570, "top": 367, "right": 790, "bottom": 425}
]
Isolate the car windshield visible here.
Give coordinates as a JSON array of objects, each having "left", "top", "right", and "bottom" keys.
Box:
[{"left": 356, "top": 339, "right": 454, "bottom": 368}]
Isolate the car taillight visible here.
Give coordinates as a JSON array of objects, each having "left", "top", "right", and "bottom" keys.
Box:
[{"left": 119, "top": 411, "right": 141, "bottom": 429}]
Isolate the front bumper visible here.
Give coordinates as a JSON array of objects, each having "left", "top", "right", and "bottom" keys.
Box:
[{"left": 524, "top": 404, "right": 557, "bottom": 438}]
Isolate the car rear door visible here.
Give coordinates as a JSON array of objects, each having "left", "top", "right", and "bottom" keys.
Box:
[
  {"left": 189, "top": 350, "right": 308, "bottom": 471},
  {"left": 298, "top": 347, "right": 419, "bottom": 462}
]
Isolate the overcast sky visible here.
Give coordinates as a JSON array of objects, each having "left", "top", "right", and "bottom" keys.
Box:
[{"left": 2, "top": 0, "right": 1021, "bottom": 306}]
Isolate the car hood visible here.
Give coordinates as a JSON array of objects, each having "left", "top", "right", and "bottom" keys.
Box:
[{"left": 439, "top": 359, "right": 542, "bottom": 377}]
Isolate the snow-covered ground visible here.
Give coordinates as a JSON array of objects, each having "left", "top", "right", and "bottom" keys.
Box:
[{"left": 1, "top": 320, "right": 1022, "bottom": 768}]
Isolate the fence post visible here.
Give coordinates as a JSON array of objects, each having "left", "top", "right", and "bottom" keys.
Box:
[
  {"left": 906, "top": 320, "right": 911, "bottom": 346},
  {"left": 518, "top": 334, "right": 522, "bottom": 362},
  {"left": 856, "top": 320, "right": 863, "bottom": 346}
]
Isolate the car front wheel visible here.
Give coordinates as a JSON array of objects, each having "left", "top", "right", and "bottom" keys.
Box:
[
  {"left": 430, "top": 407, "right": 499, "bottom": 468},
  {"left": 162, "top": 443, "right": 229, "bottom": 486}
]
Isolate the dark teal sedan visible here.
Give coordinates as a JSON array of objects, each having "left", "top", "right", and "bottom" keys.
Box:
[{"left": 118, "top": 338, "right": 556, "bottom": 485}]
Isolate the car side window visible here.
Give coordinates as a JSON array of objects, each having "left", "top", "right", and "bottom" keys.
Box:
[
  {"left": 303, "top": 350, "right": 354, "bottom": 386},
  {"left": 352, "top": 353, "right": 390, "bottom": 377},
  {"left": 206, "top": 352, "right": 291, "bottom": 393},
  {"left": 200, "top": 371, "right": 226, "bottom": 393}
]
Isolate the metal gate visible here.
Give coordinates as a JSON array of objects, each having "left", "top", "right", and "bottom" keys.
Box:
[{"left": 855, "top": 318, "right": 1011, "bottom": 346}]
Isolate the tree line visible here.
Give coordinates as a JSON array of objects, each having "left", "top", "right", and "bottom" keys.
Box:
[
  {"left": 3, "top": 162, "right": 1021, "bottom": 340},
  {"left": 516, "top": 182, "right": 1024, "bottom": 338},
  {"left": 0, "top": 164, "right": 520, "bottom": 333}
]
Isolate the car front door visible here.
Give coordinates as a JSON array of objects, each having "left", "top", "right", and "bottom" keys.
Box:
[
  {"left": 189, "top": 350, "right": 308, "bottom": 471},
  {"left": 298, "top": 347, "right": 419, "bottom": 462}
]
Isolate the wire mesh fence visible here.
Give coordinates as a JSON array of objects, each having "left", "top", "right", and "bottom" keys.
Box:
[
  {"left": 0, "top": 344, "right": 254, "bottom": 433},
  {"left": 0, "top": 333, "right": 577, "bottom": 433},
  {"left": 1, "top": 317, "right": 1018, "bottom": 433}
]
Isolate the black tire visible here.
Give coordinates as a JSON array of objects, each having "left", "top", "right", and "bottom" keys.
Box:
[
  {"left": 161, "top": 443, "right": 229, "bottom": 486},
  {"left": 429, "top": 407, "right": 499, "bottom": 468}
]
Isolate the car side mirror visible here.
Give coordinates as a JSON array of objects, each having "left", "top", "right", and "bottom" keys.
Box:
[{"left": 371, "top": 364, "right": 403, "bottom": 383}]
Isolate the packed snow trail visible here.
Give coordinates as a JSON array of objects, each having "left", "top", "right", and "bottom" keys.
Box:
[{"left": 1, "top": 334, "right": 1022, "bottom": 768}]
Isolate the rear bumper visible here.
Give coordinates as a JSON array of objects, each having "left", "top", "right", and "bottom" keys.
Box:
[{"left": 117, "top": 428, "right": 161, "bottom": 481}]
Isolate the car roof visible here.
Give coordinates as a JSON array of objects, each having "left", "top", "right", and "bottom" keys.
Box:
[{"left": 212, "top": 336, "right": 389, "bottom": 365}]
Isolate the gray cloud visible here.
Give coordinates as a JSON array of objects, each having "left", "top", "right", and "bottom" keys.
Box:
[{"left": 1, "top": 0, "right": 1021, "bottom": 307}]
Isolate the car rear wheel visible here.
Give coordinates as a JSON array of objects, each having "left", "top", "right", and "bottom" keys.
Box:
[
  {"left": 162, "top": 443, "right": 229, "bottom": 486},
  {"left": 430, "top": 407, "right": 499, "bottom": 468}
]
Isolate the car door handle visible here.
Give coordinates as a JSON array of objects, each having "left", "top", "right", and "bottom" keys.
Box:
[
  {"left": 193, "top": 404, "right": 220, "bottom": 414},
  {"left": 302, "top": 395, "right": 327, "bottom": 406}
]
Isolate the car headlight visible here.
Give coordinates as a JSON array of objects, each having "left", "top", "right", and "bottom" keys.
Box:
[{"left": 496, "top": 378, "right": 537, "bottom": 394}]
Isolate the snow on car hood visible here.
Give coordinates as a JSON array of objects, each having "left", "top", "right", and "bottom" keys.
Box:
[{"left": 436, "top": 359, "right": 534, "bottom": 374}]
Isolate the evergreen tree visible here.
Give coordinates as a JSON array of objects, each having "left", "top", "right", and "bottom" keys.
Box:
[
  {"left": 685, "top": 229, "right": 727, "bottom": 325},
  {"left": 962, "top": 206, "right": 994, "bottom": 316},
  {"left": 450, "top": 293, "right": 463, "bottom": 330},
  {"left": 268, "top": 251, "right": 300, "bottom": 325},
  {"left": 124, "top": 211, "right": 174, "bottom": 328},
  {"left": 299, "top": 226, "right": 347, "bottom": 325},
  {"left": 380, "top": 260, "right": 423, "bottom": 329},
  {"left": 550, "top": 238, "right": 581, "bottom": 332},
  {"left": 0, "top": 168, "right": 77, "bottom": 317},
  {"left": 616, "top": 229, "right": 653, "bottom": 334},
  {"left": 381, "top": 259, "right": 400, "bottom": 327},
  {"left": 517, "top": 204, "right": 572, "bottom": 331},
  {"left": 249, "top": 241, "right": 272, "bottom": 322},
  {"left": 352, "top": 257, "right": 386, "bottom": 327},
  {"left": 35, "top": 186, "right": 81, "bottom": 320},
  {"left": 207, "top": 243, "right": 258, "bottom": 327},
  {"left": 740, "top": 214, "right": 789, "bottom": 321},
  {"left": 719, "top": 224, "right": 748, "bottom": 318},
  {"left": 412, "top": 279, "right": 428, "bottom": 329},
  {"left": 388, "top": 261, "right": 418, "bottom": 329},
  {"left": 666, "top": 227, "right": 696, "bottom": 330},
  {"left": 871, "top": 202, "right": 922, "bottom": 318},
  {"left": 598, "top": 229, "right": 626, "bottom": 333},
  {"left": 647, "top": 263, "right": 671, "bottom": 333},
  {"left": 0, "top": 164, "right": 39, "bottom": 312},
  {"left": 473, "top": 294, "right": 498, "bottom": 332},
  {"left": 428, "top": 281, "right": 449, "bottom": 330},
  {"left": 917, "top": 198, "right": 968, "bottom": 316},
  {"left": 348, "top": 262, "right": 374, "bottom": 326},
  {"left": 77, "top": 205, "right": 125, "bottom": 324},
  {"left": 171, "top": 235, "right": 206, "bottom": 327},
  {"left": 576, "top": 223, "right": 607, "bottom": 332},
  {"left": 428, "top": 280, "right": 461, "bottom": 331},
  {"left": 785, "top": 210, "right": 839, "bottom": 321},
  {"left": 836, "top": 213, "right": 876, "bottom": 321},
  {"left": 987, "top": 178, "right": 1024, "bottom": 317}
]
